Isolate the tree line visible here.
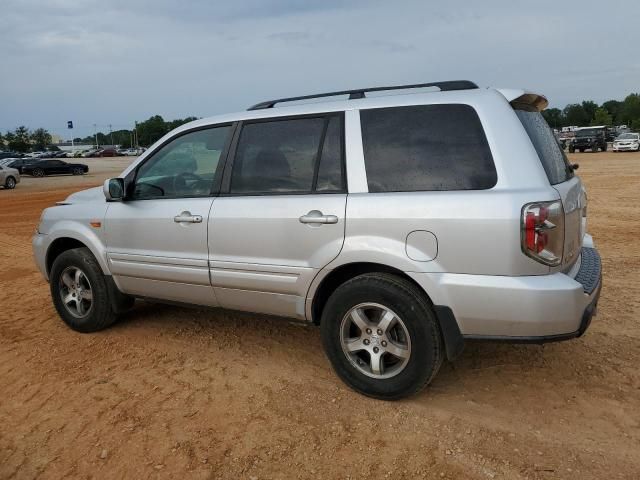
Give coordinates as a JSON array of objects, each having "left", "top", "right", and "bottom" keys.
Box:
[
  {"left": 542, "top": 93, "right": 640, "bottom": 129},
  {"left": 0, "top": 127, "right": 52, "bottom": 153},
  {"left": 0, "top": 115, "right": 198, "bottom": 153}
]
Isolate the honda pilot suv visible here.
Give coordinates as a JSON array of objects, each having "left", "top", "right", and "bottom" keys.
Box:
[{"left": 33, "top": 81, "right": 602, "bottom": 399}]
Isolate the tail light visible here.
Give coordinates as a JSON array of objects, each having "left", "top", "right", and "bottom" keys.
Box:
[{"left": 521, "top": 201, "right": 564, "bottom": 266}]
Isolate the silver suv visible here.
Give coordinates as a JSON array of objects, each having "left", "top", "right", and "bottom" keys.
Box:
[{"left": 33, "top": 81, "right": 602, "bottom": 399}]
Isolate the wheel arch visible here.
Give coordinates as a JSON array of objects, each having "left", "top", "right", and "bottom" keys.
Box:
[
  {"left": 45, "top": 234, "right": 108, "bottom": 277},
  {"left": 308, "top": 262, "right": 465, "bottom": 361},
  {"left": 309, "top": 262, "right": 432, "bottom": 326}
]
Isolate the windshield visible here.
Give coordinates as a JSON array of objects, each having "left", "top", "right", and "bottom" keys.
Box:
[
  {"left": 576, "top": 128, "right": 602, "bottom": 137},
  {"left": 617, "top": 133, "right": 638, "bottom": 140}
]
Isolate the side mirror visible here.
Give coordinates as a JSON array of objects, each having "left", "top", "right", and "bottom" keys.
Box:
[{"left": 103, "top": 178, "right": 125, "bottom": 201}]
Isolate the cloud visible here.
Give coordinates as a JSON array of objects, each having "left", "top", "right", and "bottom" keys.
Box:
[{"left": 1, "top": 0, "right": 638, "bottom": 137}]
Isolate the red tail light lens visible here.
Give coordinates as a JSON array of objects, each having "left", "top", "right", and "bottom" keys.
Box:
[{"left": 521, "top": 201, "right": 564, "bottom": 266}]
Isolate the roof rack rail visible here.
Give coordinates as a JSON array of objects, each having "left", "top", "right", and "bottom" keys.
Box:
[{"left": 248, "top": 80, "right": 478, "bottom": 110}]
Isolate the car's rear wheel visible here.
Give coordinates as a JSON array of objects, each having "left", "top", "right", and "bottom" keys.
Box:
[
  {"left": 321, "top": 273, "right": 443, "bottom": 400},
  {"left": 32, "top": 168, "right": 45, "bottom": 177},
  {"left": 50, "top": 247, "right": 118, "bottom": 332},
  {"left": 4, "top": 176, "right": 16, "bottom": 189},
  {"left": 72, "top": 167, "right": 83, "bottom": 175}
]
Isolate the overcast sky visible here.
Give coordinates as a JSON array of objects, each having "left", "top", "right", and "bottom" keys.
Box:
[{"left": 1, "top": 0, "right": 638, "bottom": 138}]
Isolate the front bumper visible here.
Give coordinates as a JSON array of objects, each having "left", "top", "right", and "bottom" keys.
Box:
[
  {"left": 410, "top": 247, "right": 602, "bottom": 340},
  {"left": 32, "top": 232, "right": 49, "bottom": 281},
  {"left": 613, "top": 144, "right": 639, "bottom": 151}
]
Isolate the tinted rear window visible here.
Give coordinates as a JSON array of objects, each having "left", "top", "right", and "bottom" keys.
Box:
[
  {"left": 360, "top": 104, "right": 497, "bottom": 192},
  {"left": 515, "top": 109, "right": 573, "bottom": 185}
]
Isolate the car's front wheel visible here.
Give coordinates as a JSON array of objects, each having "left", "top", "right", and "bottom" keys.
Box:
[
  {"left": 321, "top": 273, "right": 443, "bottom": 400},
  {"left": 32, "top": 168, "right": 45, "bottom": 177},
  {"left": 50, "top": 247, "right": 118, "bottom": 333},
  {"left": 72, "top": 167, "right": 84, "bottom": 175},
  {"left": 4, "top": 176, "right": 16, "bottom": 189}
]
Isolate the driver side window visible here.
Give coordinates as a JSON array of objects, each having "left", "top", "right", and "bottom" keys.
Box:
[{"left": 133, "top": 125, "right": 232, "bottom": 199}]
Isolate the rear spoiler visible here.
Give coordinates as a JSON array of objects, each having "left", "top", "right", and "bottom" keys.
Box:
[{"left": 496, "top": 88, "right": 549, "bottom": 112}]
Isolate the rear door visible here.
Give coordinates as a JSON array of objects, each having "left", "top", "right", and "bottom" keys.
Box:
[
  {"left": 48, "top": 160, "right": 67, "bottom": 174},
  {"left": 208, "top": 114, "right": 347, "bottom": 319}
]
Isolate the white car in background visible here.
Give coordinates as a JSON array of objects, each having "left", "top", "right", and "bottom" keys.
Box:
[
  {"left": 0, "top": 164, "right": 20, "bottom": 189},
  {"left": 612, "top": 132, "right": 640, "bottom": 152}
]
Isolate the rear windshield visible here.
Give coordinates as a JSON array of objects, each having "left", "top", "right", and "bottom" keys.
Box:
[
  {"left": 617, "top": 133, "right": 638, "bottom": 140},
  {"left": 515, "top": 109, "right": 573, "bottom": 185},
  {"left": 575, "top": 128, "right": 602, "bottom": 137}
]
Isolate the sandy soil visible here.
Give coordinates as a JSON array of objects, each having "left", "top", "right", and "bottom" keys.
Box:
[{"left": 0, "top": 152, "right": 639, "bottom": 479}]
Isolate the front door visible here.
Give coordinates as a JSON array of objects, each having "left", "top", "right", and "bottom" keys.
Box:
[
  {"left": 104, "top": 124, "right": 233, "bottom": 306},
  {"left": 209, "top": 114, "right": 347, "bottom": 319},
  {"left": 48, "top": 160, "right": 67, "bottom": 174}
]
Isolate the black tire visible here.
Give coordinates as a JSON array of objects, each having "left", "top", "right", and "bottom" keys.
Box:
[
  {"left": 602, "top": 143, "right": 607, "bottom": 152},
  {"left": 72, "top": 167, "right": 83, "bottom": 175},
  {"left": 49, "top": 247, "right": 118, "bottom": 333},
  {"left": 579, "top": 148, "right": 585, "bottom": 153},
  {"left": 320, "top": 273, "right": 443, "bottom": 400},
  {"left": 4, "top": 176, "right": 16, "bottom": 189},
  {"left": 32, "top": 168, "right": 45, "bottom": 177},
  {"left": 591, "top": 145, "right": 598, "bottom": 153}
]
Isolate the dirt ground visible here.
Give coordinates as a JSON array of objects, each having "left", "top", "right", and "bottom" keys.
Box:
[{"left": 0, "top": 152, "right": 639, "bottom": 480}]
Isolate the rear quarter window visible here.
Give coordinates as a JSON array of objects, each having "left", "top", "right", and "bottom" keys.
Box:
[
  {"left": 515, "top": 109, "right": 573, "bottom": 185},
  {"left": 360, "top": 104, "right": 497, "bottom": 192}
]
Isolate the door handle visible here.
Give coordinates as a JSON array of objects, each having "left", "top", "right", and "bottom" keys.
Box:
[
  {"left": 174, "top": 211, "right": 203, "bottom": 223},
  {"left": 299, "top": 210, "right": 339, "bottom": 224}
]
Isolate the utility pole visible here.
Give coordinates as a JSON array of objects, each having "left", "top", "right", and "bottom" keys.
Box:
[
  {"left": 67, "top": 121, "right": 74, "bottom": 155},
  {"left": 109, "top": 124, "right": 114, "bottom": 147},
  {"left": 93, "top": 123, "right": 98, "bottom": 148}
]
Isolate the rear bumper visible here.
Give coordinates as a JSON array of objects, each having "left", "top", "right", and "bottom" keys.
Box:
[{"left": 410, "top": 247, "right": 602, "bottom": 342}]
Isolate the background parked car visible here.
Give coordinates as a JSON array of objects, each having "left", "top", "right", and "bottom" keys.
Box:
[
  {"left": 23, "top": 159, "right": 89, "bottom": 177},
  {"left": 83, "top": 149, "right": 103, "bottom": 158},
  {"left": 613, "top": 132, "right": 640, "bottom": 152},
  {"left": 99, "top": 148, "right": 118, "bottom": 157},
  {"left": 0, "top": 164, "right": 20, "bottom": 189},
  {"left": 0, "top": 151, "right": 25, "bottom": 160},
  {"left": 0, "top": 158, "right": 39, "bottom": 174},
  {"left": 569, "top": 127, "right": 607, "bottom": 152}
]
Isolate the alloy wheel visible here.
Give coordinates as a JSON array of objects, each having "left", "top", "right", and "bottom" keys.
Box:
[
  {"left": 58, "top": 266, "right": 94, "bottom": 318},
  {"left": 339, "top": 302, "right": 411, "bottom": 379}
]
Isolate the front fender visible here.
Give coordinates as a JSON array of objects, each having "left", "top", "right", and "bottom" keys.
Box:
[{"left": 39, "top": 221, "right": 110, "bottom": 279}]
